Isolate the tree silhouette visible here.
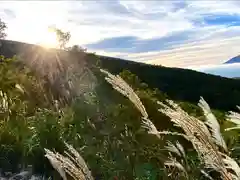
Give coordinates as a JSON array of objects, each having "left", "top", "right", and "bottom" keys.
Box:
[
  {"left": 48, "top": 26, "right": 71, "bottom": 49},
  {"left": 68, "top": 44, "right": 87, "bottom": 53},
  {"left": 0, "top": 19, "right": 7, "bottom": 39}
]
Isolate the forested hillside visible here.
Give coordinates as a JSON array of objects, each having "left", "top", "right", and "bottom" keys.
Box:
[
  {"left": 1, "top": 39, "right": 240, "bottom": 111},
  {"left": 88, "top": 54, "right": 240, "bottom": 111}
]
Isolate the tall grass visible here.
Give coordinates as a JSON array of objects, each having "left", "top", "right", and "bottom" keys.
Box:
[
  {"left": 1, "top": 53, "right": 240, "bottom": 179},
  {"left": 46, "top": 69, "right": 240, "bottom": 180}
]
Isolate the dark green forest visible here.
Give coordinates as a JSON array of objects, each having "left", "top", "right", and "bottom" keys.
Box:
[{"left": 87, "top": 54, "right": 240, "bottom": 111}]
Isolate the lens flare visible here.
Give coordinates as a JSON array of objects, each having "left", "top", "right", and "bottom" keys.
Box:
[{"left": 39, "top": 28, "right": 58, "bottom": 48}]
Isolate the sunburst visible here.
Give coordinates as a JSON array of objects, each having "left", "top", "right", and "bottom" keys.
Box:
[{"left": 39, "top": 27, "right": 59, "bottom": 48}]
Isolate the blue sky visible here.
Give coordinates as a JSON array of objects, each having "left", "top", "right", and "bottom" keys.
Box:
[{"left": 0, "top": 1, "right": 240, "bottom": 68}]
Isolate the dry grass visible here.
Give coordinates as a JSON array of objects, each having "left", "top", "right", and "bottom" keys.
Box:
[
  {"left": 100, "top": 69, "right": 240, "bottom": 180},
  {"left": 45, "top": 69, "right": 240, "bottom": 180},
  {"left": 45, "top": 142, "right": 93, "bottom": 180},
  {"left": 225, "top": 106, "right": 240, "bottom": 131}
]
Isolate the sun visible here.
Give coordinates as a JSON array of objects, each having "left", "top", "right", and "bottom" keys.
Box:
[{"left": 39, "top": 28, "right": 59, "bottom": 48}]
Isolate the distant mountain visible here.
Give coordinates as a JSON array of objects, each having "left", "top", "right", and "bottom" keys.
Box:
[{"left": 225, "top": 55, "right": 240, "bottom": 64}]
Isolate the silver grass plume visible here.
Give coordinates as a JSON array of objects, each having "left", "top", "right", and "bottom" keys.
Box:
[
  {"left": 164, "top": 141, "right": 190, "bottom": 178},
  {"left": 100, "top": 69, "right": 160, "bottom": 138},
  {"left": 100, "top": 69, "right": 240, "bottom": 179},
  {"left": 201, "top": 170, "right": 214, "bottom": 180},
  {"left": 15, "top": 83, "right": 25, "bottom": 94},
  {"left": 44, "top": 149, "right": 67, "bottom": 180},
  {"left": 198, "top": 97, "right": 227, "bottom": 151},
  {"left": 0, "top": 90, "right": 10, "bottom": 114},
  {"left": 165, "top": 141, "right": 186, "bottom": 158},
  {"left": 45, "top": 142, "right": 93, "bottom": 180},
  {"left": 164, "top": 158, "right": 187, "bottom": 175},
  {"left": 158, "top": 130, "right": 188, "bottom": 138},
  {"left": 221, "top": 153, "right": 240, "bottom": 179},
  {"left": 200, "top": 101, "right": 240, "bottom": 178},
  {"left": 158, "top": 99, "right": 235, "bottom": 180},
  {"left": 100, "top": 69, "right": 148, "bottom": 119},
  {"left": 225, "top": 106, "right": 240, "bottom": 131},
  {"left": 141, "top": 117, "right": 160, "bottom": 138}
]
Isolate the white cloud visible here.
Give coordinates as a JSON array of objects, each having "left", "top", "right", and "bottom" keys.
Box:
[
  {"left": 190, "top": 63, "right": 240, "bottom": 78},
  {"left": 0, "top": 1, "right": 240, "bottom": 67},
  {"left": 188, "top": 1, "right": 240, "bottom": 16},
  {"left": 146, "top": 36, "right": 240, "bottom": 67}
]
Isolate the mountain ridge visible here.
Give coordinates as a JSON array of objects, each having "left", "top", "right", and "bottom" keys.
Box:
[
  {"left": 224, "top": 55, "right": 240, "bottom": 64},
  {"left": 1, "top": 39, "right": 240, "bottom": 111}
]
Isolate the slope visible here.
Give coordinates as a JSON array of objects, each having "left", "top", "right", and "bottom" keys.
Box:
[
  {"left": 87, "top": 55, "right": 240, "bottom": 111},
  {"left": 1, "top": 39, "right": 240, "bottom": 111}
]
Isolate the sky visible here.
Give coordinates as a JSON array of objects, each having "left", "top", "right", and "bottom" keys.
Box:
[
  {"left": 189, "top": 63, "right": 240, "bottom": 78},
  {"left": 0, "top": 0, "right": 240, "bottom": 70}
]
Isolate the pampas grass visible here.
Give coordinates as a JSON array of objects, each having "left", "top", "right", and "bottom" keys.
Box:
[
  {"left": 46, "top": 69, "right": 240, "bottom": 180},
  {"left": 100, "top": 69, "right": 161, "bottom": 140},
  {"left": 45, "top": 142, "right": 93, "bottom": 180},
  {"left": 198, "top": 97, "right": 227, "bottom": 151},
  {"left": 0, "top": 90, "right": 10, "bottom": 114},
  {"left": 165, "top": 141, "right": 186, "bottom": 158},
  {"left": 225, "top": 106, "right": 240, "bottom": 131},
  {"left": 100, "top": 69, "right": 240, "bottom": 180},
  {"left": 100, "top": 69, "right": 148, "bottom": 119},
  {"left": 158, "top": 99, "right": 239, "bottom": 180}
]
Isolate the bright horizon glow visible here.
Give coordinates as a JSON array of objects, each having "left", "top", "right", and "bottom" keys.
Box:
[
  {"left": 38, "top": 28, "right": 58, "bottom": 48},
  {"left": 189, "top": 63, "right": 240, "bottom": 78}
]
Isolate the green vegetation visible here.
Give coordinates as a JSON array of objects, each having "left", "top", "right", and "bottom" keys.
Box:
[
  {"left": 0, "top": 18, "right": 7, "bottom": 39},
  {"left": 2, "top": 38, "right": 240, "bottom": 112},
  {"left": 0, "top": 52, "right": 240, "bottom": 179},
  {"left": 87, "top": 55, "right": 240, "bottom": 111},
  {"left": 0, "top": 19, "right": 240, "bottom": 180}
]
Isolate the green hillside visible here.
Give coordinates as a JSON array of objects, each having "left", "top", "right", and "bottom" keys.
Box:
[
  {"left": 1, "top": 39, "right": 240, "bottom": 179},
  {"left": 1, "top": 39, "right": 240, "bottom": 111},
  {"left": 88, "top": 53, "right": 240, "bottom": 112}
]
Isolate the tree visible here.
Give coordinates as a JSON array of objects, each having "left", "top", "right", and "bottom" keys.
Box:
[
  {"left": 0, "top": 18, "right": 7, "bottom": 39},
  {"left": 49, "top": 26, "right": 71, "bottom": 49},
  {"left": 68, "top": 44, "right": 87, "bottom": 53}
]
